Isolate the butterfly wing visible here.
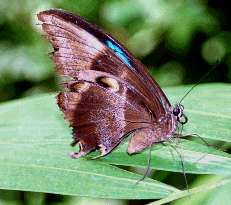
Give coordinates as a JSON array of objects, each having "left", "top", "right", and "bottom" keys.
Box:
[
  {"left": 57, "top": 77, "right": 153, "bottom": 158},
  {"left": 38, "top": 9, "right": 174, "bottom": 158},
  {"left": 38, "top": 9, "right": 171, "bottom": 113}
]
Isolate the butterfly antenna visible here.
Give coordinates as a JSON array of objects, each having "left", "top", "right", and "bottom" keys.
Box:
[{"left": 179, "top": 59, "right": 220, "bottom": 105}]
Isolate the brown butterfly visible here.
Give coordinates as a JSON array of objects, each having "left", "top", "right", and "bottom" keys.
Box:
[{"left": 37, "top": 9, "right": 187, "bottom": 163}]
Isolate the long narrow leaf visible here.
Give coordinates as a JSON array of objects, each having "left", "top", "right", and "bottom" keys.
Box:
[{"left": 0, "top": 83, "right": 230, "bottom": 199}]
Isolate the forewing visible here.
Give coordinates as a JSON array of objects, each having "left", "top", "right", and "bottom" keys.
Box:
[{"left": 38, "top": 9, "right": 171, "bottom": 116}]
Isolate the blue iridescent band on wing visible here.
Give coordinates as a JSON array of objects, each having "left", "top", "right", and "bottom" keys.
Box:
[{"left": 106, "top": 40, "right": 133, "bottom": 68}]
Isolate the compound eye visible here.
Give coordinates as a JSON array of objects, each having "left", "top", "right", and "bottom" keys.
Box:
[{"left": 173, "top": 108, "right": 180, "bottom": 116}]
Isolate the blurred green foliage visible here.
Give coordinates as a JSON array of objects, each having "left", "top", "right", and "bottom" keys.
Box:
[
  {"left": 0, "top": 0, "right": 230, "bottom": 103},
  {"left": 0, "top": 0, "right": 231, "bottom": 204}
]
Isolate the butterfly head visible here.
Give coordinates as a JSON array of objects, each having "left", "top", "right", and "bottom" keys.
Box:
[{"left": 172, "top": 104, "right": 188, "bottom": 125}]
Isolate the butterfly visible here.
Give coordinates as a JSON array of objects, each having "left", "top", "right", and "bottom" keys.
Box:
[{"left": 37, "top": 9, "right": 187, "bottom": 162}]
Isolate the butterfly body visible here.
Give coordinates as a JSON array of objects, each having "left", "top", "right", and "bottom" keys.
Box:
[{"left": 38, "top": 9, "right": 186, "bottom": 159}]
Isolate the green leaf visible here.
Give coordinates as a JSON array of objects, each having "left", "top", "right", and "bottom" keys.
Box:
[
  {"left": 149, "top": 176, "right": 231, "bottom": 205},
  {"left": 0, "top": 83, "right": 230, "bottom": 200},
  {"left": 0, "top": 92, "right": 178, "bottom": 199}
]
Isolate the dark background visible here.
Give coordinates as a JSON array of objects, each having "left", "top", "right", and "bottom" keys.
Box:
[{"left": 0, "top": 0, "right": 230, "bottom": 204}]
